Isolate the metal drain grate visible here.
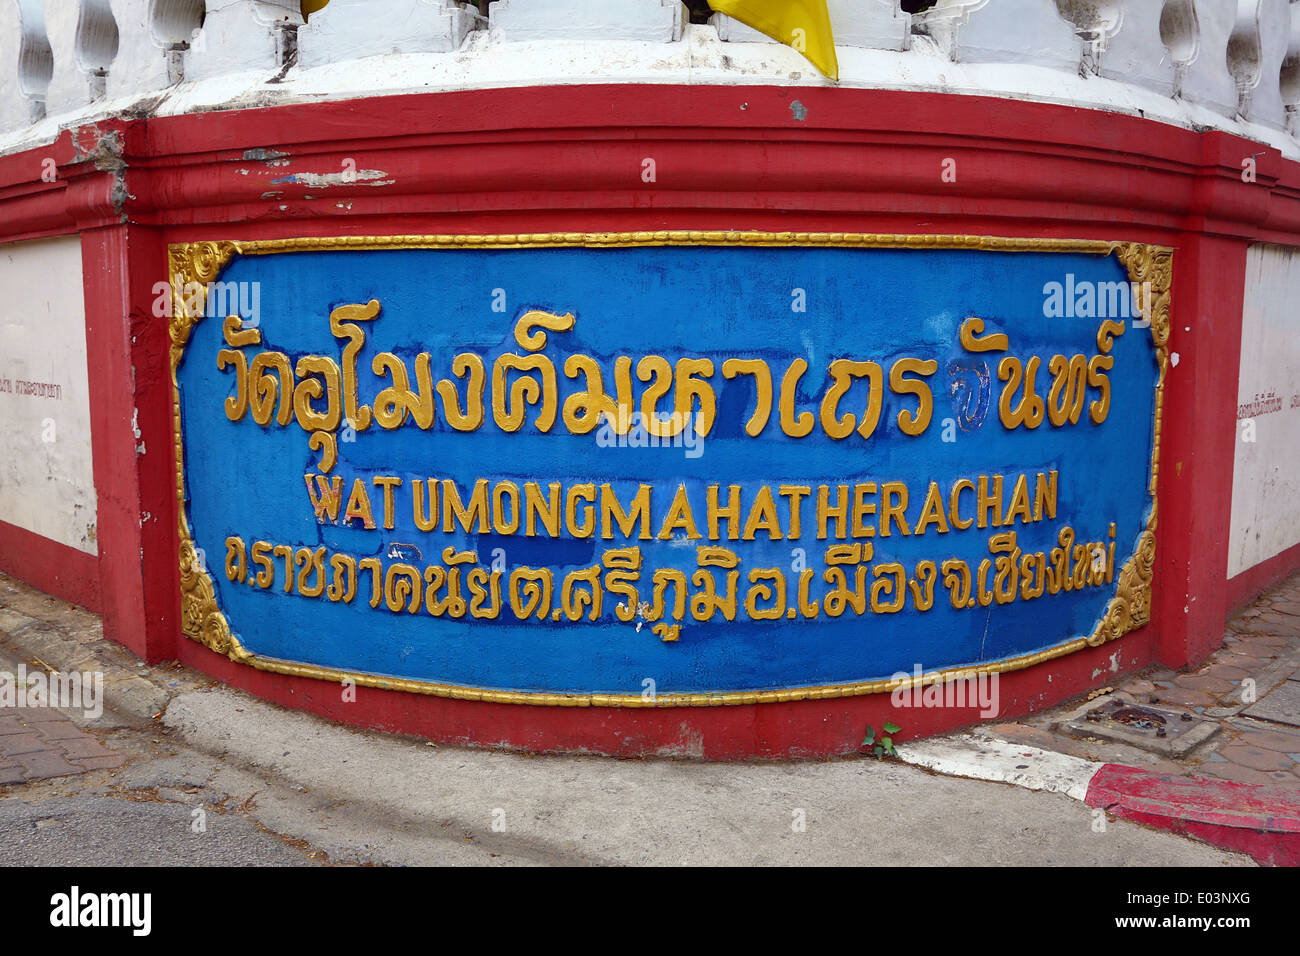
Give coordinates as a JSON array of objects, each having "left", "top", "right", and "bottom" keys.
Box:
[{"left": 1054, "top": 693, "right": 1221, "bottom": 756}]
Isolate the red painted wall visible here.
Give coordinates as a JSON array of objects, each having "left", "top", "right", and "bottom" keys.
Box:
[{"left": 0, "top": 85, "right": 1295, "bottom": 756}]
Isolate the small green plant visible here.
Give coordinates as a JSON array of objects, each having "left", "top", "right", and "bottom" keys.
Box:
[{"left": 861, "top": 722, "right": 901, "bottom": 758}]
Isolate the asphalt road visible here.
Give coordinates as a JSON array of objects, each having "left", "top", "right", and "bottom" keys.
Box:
[{"left": 0, "top": 794, "right": 316, "bottom": 866}]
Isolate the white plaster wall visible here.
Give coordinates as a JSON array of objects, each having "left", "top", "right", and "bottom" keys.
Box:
[
  {"left": 1228, "top": 242, "right": 1300, "bottom": 576},
  {"left": 0, "top": 235, "right": 97, "bottom": 555}
]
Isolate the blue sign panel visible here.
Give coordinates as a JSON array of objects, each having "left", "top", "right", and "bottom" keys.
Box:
[{"left": 171, "top": 235, "right": 1166, "bottom": 704}]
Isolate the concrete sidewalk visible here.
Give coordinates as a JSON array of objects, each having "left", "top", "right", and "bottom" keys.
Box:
[
  {"left": 987, "top": 574, "right": 1300, "bottom": 789},
  {"left": 899, "top": 572, "right": 1300, "bottom": 865},
  {"left": 0, "top": 571, "right": 1264, "bottom": 866}
]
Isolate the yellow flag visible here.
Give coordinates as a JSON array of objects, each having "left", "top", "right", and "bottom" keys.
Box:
[{"left": 710, "top": 0, "right": 839, "bottom": 81}]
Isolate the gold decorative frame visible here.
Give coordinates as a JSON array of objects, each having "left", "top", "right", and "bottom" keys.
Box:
[{"left": 169, "top": 232, "right": 1170, "bottom": 708}]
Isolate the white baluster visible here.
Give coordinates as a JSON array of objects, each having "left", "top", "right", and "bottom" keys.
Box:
[
  {"left": 1, "top": 0, "right": 51, "bottom": 132},
  {"left": 1226, "top": 0, "right": 1262, "bottom": 117},
  {"left": 1228, "top": 0, "right": 1289, "bottom": 126},
  {"left": 919, "top": 0, "right": 1081, "bottom": 72},
  {"left": 1054, "top": 0, "right": 1120, "bottom": 74},
  {"left": 106, "top": 0, "right": 205, "bottom": 99},
  {"left": 712, "top": 0, "right": 911, "bottom": 52},
  {"left": 1282, "top": 0, "right": 1300, "bottom": 133},
  {"left": 1159, "top": 0, "right": 1199, "bottom": 98},
  {"left": 1173, "top": 0, "right": 1237, "bottom": 116},
  {"left": 186, "top": 0, "right": 303, "bottom": 82},
  {"left": 489, "top": 0, "right": 685, "bottom": 43},
  {"left": 44, "top": 0, "right": 120, "bottom": 116},
  {"left": 0, "top": 2, "right": 19, "bottom": 135},
  {"left": 78, "top": 0, "right": 119, "bottom": 98},
  {"left": 39, "top": 1, "right": 81, "bottom": 117},
  {"left": 17, "top": 0, "right": 52, "bottom": 121},
  {"left": 298, "top": 0, "right": 477, "bottom": 69}
]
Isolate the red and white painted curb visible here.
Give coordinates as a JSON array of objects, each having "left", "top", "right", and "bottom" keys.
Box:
[{"left": 899, "top": 733, "right": 1300, "bottom": 866}]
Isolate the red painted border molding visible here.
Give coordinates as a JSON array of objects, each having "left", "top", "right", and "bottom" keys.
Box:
[
  {"left": 1227, "top": 541, "right": 1300, "bottom": 614},
  {"left": 0, "top": 519, "right": 100, "bottom": 612},
  {"left": 1086, "top": 764, "right": 1300, "bottom": 867},
  {"left": 2, "top": 87, "right": 1297, "bottom": 246},
  {"left": 178, "top": 625, "right": 1152, "bottom": 759}
]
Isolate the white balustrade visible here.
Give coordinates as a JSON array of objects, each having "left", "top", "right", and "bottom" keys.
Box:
[
  {"left": 3, "top": 0, "right": 1300, "bottom": 156},
  {"left": 712, "top": 0, "right": 912, "bottom": 53},
  {"left": 298, "top": 0, "right": 477, "bottom": 68},
  {"left": 489, "top": 0, "right": 685, "bottom": 43}
]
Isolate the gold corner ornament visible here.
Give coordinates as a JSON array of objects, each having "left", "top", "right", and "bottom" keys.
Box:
[
  {"left": 709, "top": 0, "right": 840, "bottom": 81},
  {"left": 170, "top": 240, "right": 243, "bottom": 662},
  {"left": 167, "top": 240, "right": 239, "bottom": 380},
  {"left": 168, "top": 231, "right": 1170, "bottom": 708},
  {"left": 1091, "top": 241, "right": 1170, "bottom": 646}
]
